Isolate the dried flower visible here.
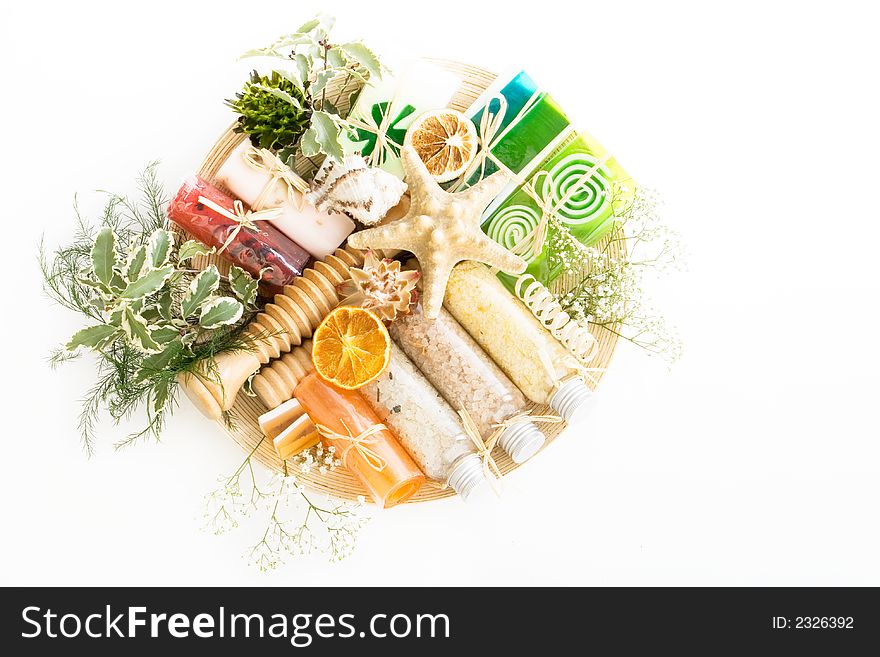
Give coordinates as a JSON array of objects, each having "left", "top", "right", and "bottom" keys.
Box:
[{"left": 343, "top": 250, "right": 420, "bottom": 321}]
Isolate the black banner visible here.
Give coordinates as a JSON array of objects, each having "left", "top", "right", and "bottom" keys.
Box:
[{"left": 1, "top": 587, "right": 877, "bottom": 653}]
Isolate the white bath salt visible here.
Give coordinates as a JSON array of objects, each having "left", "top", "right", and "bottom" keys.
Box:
[
  {"left": 390, "top": 305, "right": 547, "bottom": 462},
  {"left": 443, "top": 261, "right": 594, "bottom": 425},
  {"left": 361, "top": 345, "right": 488, "bottom": 499}
]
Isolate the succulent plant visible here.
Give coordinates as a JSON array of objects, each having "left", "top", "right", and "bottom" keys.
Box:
[{"left": 226, "top": 71, "right": 312, "bottom": 152}]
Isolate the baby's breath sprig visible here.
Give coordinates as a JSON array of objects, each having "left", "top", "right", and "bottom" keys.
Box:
[
  {"left": 552, "top": 184, "right": 684, "bottom": 365},
  {"left": 203, "top": 441, "right": 370, "bottom": 570}
]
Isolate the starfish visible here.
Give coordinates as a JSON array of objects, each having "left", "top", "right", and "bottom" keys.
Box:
[{"left": 347, "top": 145, "right": 526, "bottom": 319}]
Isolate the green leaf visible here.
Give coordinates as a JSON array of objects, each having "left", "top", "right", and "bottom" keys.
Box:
[
  {"left": 152, "top": 326, "right": 181, "bottom": 344},
  {"left": 139, "top": 306, "right": 161, "bottom": 323},
  {"left": 157, "top": 288, "right": 174, "bottom": 322},
  {"left": 228, "top": 265, "right": 259, "bottom": 308},
  {"left": 274, "top": 68, "right": 304, "bottom": 92},
  {"left": 151, "top": 378, "right": 172, "bottom": 415},
  {"left": 140, "top": 339, "right": 184, "bottom": 376},
  {"left": 310, "top": 68, "right": 337, "bottom": 99},
  {"left": 177, "top": 239, "right": 214, "bottom": 264},
  {"left": 77, "top": 275, "right": 112, "bottom": 297},
  {"left": 122, "top": 306, "right": 161, "bottom": 354},
  {"left": 119, "top": 265, "right": 175, "bottom": 300},
  {"left": 66, "top": 324, "right": 120, "bottom": 351},
  {"left": 273, "top": 33, "right": 317, "bottom": 49},
  {"left": 294, "top": 53, "right": 311, "bottom": 83},
  {"left": 301, "top": 111, "right": 345, "bottom": 161},
  {"left": 199, "top": 297, "right": 244, "bottom": 329},
  {"left": 254, "top": 83, "right": 303, "bottom": 110},
  {"left": 108, "top": 306, "right": 124, "bottom": 327},
  {"left": 147, "top": 229, "right": 173, "bottom": 268},
  {"left": 296, "top": 17, "right": 321, "bottom": 33},
  {"left": 109, "top": 272, "right": 128, "bottom": 294},
  {"left": 327, "top": 47, "right": 346, "bottom": 69},
  {"left": 124, "top": 245, "right": 147, "bottom": 281},
  {"left": 341, "top": 42, "right": 382, "bottom": 79},
  {"left": 181, "top": 265, "right": 220, "bottom": 317},
  {"left": 91, "top": 228, "right": 117, "bottom": 286}
]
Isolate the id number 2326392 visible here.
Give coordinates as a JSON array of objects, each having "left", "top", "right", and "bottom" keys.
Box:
[{"left": 772, "top": 617, "right": 854, "bottom": 630}]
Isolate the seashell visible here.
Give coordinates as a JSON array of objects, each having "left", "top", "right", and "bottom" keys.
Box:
[{"left": 305, "top": 155, "right": 407, "bottom": 226}]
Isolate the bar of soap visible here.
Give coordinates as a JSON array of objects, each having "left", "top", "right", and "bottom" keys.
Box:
[
  {"left": 216, "top": 140, "right": 355, "bottom": 259},
  {"left": 258, "top": 398, "right": 305, "bottom": 440},
  {"left": 274, "top": 417, "right": 320, "bottom": 460}
]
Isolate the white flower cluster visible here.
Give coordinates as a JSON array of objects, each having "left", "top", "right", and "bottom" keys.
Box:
[
  {"left": 289, "top": 443, "right": 343, "bottom": 475},
  {"left": 201, "top": 442, "right": 372, "bottom": 571},
  {"left": 552, "top": 184, "right": 684, "bottom": 365}
]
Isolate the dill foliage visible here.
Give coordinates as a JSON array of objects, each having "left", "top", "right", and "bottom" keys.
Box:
[{"left": 40, "top": 164, "right": 267, "bottom": 454}]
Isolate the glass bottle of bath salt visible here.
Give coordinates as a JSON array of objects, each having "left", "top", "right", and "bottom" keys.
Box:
[
  {"left": 390, "top": 304, "right": 546, "bottom": 463},
  {"left": 443, "top": 261, "right": 595, "bottom": 424},
  {"left": 361, "top": 345, "right": 490, "bottom": 501},
  {"left": 295, "top": 371, "right": 425, "bottom": 508}
]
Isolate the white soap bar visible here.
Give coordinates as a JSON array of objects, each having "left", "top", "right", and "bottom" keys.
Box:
[{"left": 216, "top": 140, "right": 355, "bottom": 259}]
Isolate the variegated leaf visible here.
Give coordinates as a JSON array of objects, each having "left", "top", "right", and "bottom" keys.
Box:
[
  {"left": 198, "top": 297, "right": 244, "bottom": 329},
  {"left": 119, "top": 265, "right": 174, "bottom": 300},
  {"left": 181, "top": 265, "right": 220, "bottom": 317},
  {"left": 122, "top": 306, "right": 161, "bottom": 354},
  {"left": 147, "top": 229, "right": 173, "bottom": 268},
  {"left": 91, "top": 228, "right": 117, "bottom": 286},
  {"left": 177, "top": 239, "right": 215, "bottom": 264},
  {"left": 66, "top": 324, "right": 120, "bottom": 351},
  {"left": 228, "top": 265, "right": 259, "bottom": 308}
]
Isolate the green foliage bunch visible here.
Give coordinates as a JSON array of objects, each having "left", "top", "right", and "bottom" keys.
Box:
[
  {"left": 231, "top": 14, "right": 384, "bottom": 164},
  {"left": 40, "top": 164, "right": 263, "bottom": 453}
]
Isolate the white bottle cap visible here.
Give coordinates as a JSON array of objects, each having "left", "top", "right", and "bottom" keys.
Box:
[
  {"left": 447, "top": 453, "right": 489, "bottom": 502},
  {"left": 497, "top": 421, "right": 546, "bottom": 463},
  {"left": 550, "top": 378, "right": 596, "bottom": 424}
]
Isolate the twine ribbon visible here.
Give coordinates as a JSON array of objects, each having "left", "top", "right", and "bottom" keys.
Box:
[
  {"left": 457, "top": 408, "right": 504, "bottom": 496},
  {"left": 314, "top": 421, "right": 388, "bottom": 472},
  {"left": 241, "top": 146, "right": 309, "bottom": 211},
  {"left": 447, "top": 90, "right": 543, "bottom": 192},
  {"left": 487, "top": 410, "right": 563, "bottom": 453},
  {"left": 535, "top": 342, "right": 604, "bottom": 392},
  {"left": 510, "top": 155, "right": 611, "bottom": 259},
  {"left": 345, "top": 83, "right": 412, "bottom": 168},
  {"left": 196, "top": 196, "right": 282, "bottom": 255}
]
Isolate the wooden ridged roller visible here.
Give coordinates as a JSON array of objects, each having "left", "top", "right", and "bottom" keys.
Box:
[
  {"left": 251, "top": 343, "right": 316, "bottom": 410},
  {"left": 179, "top": 247, "right": 364, "bottom": 419}
]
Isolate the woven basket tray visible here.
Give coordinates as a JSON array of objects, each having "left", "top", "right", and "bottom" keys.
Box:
[{"left": 188, "top": 60, "right": 622, "bottom": 503}]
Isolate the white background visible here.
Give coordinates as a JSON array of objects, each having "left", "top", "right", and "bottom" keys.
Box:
[{"left": 1, "top": 0, "right": 878, "bottom": 586}]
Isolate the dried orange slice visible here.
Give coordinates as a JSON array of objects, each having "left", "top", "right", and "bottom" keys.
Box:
[
  {"left": 406, "top": 109, "right": 478, "bottom": 182},
  {"left": 311, "top": 306, "right": 391, "bottom": 389}
]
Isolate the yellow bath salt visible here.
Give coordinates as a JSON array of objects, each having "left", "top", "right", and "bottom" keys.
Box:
[{"left": 443, "top": 261, "right": 595, "bottom": 424}]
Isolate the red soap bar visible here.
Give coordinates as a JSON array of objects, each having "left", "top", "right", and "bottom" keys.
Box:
[{"left": 168, "top": 176, "right": 310, "bottom": 294}]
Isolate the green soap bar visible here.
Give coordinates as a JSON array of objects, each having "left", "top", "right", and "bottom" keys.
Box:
[
  {"left": 490, "top": 93, "right": 571, "bottom": 175},
  {"left": 483, "top": 131, "right": 633, "bottom": 291}
]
